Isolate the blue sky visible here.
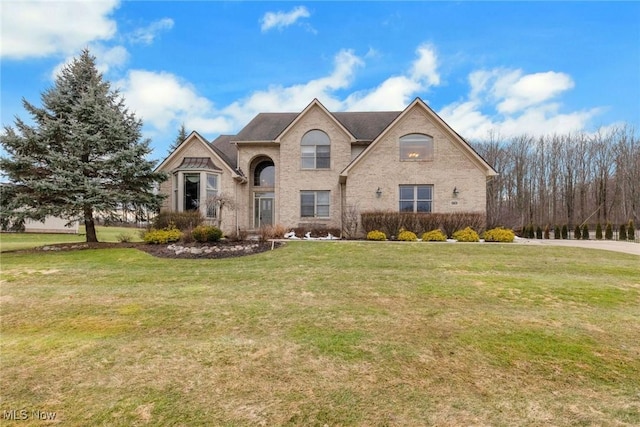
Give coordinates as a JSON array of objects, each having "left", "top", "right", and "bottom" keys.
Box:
[{"left": 1, "top": 1, "right": 639, "bottom": 160}]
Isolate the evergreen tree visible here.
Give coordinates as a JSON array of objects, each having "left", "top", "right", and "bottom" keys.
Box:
[
  {"left": 628, "top": 220, "right": 635, "bottom": 241},
  {"left": 0, "top": 49, "right": 167, "bottom": 242},
  {"left": 595, "top": 223, "right": 603, "bottom": 240},
  {"left": 561, "top": 224, "right": 568, "bottom": 240},
  {"left": 536, "top": 225, "right": 543, "bottom": 239},
  {"left": 574, "top": 225, "right": 581, "bottom": 240},
  {"left": 581, "top": 224, "right": 589, "bottom": 240},
  {"left": 554, "top": 225, "right": 561, "bottom": 240},
  {"left": 544, "top": 224, "right": 550, "bottom": 239},
  {"left": 605, "top": 222, "right": 613, "bottom": 240},
  {"left": 619, "top": 224, "right": 627, "bottom": 241},
  {"left": 168, "top": 123, "right": 188, "bottom": 153}
]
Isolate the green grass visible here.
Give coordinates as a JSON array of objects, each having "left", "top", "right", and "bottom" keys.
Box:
[
  {"left": 1, "top": 242, "right": 639, "bottom": 425},
  {"left": 0, "top": 226, "right": 143, "bottom": 251}
]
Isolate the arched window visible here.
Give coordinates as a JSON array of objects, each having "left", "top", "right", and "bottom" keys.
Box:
[
  {"left": 301, "top": 130, "right": 330, "bottom": 169},
  {"left": 400, "top": 134, "right": 433, "bottom": 161},
  {"left": 253, "top": 161, "right": 275, "bottom": 187}
]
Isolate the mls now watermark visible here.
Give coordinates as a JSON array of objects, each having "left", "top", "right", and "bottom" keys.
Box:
[{"left": 3, "top": 409, "right": 57, "bottom": 421}]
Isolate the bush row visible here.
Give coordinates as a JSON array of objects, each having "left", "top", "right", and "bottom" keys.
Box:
[
  {"left": 360, "top": 211, "right": 486, "bottom": 238},
  {"left": 365, "top": 227, "right": 513, "bottom": 243},
  {"left": 521, "top": 220, "right": 636, "bottom": 241}
]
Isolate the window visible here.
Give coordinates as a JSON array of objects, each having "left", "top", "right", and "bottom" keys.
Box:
[
  {"left": 184, "top": 173, "right": 200, "bottom": 211},
  {"left": 205, "top": 174, "right": 218, "bottom": 218},
  {"left": 301, "top": 191, "right": 330, "bottom": 218},
  {"left": 301, "top": 130, "right": 330, "bottom": 169},
  {"left": 400, "top": 134, "right": 433, "bottom": 161},
  {"left": 173, "top": 174, "right": 178, "bottom": 211},
  {"left": 254, "top": 161, "right": 275, "bottom": 187},
  {"left": 399, "top": 185, "right": 432, "bottom": 213}
]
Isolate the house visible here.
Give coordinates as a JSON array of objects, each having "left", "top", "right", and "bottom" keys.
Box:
[{"left": 156, "top": 98, "right": 497, "bottom": 236}]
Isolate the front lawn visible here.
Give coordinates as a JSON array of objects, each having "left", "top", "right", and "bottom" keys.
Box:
[
  {"left": 0, "top": 226, "right": 143, "bottom": 252},
  {"left": 1, "top": 242, "right": 639, "bottom": 425}
]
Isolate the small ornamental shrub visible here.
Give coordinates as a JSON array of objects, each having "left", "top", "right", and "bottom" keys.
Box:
[
  {"left": 483, "top": 227, "right": 515, "bottom": 243},
  {"left": 582, "top": 224, "right": 590, "bottom": 240},
  {"left": 544, "top": 225, "right": 550, "bottom": 240},
  {"left": 595, "top": 223, "right": 603, "bottom": 240},
  {"left": 574, "top": 225, "right": 581, "bottom": 240},
  {"left": 366, "top": 230, "right": 387, "bottom": 241},
  {"left": 453, "top": 227, "right": 480, "bottom": 242},
  {"left": 619, "top": 224, "right": 627, "bottom": 241},
  {"left": 536, "top": 226, "right": 543, "bottom": 239},
  {"left": 191, "top": 225, "right": 223, "bottom": 243},
  {"left": 397, "top": 230, "right": 418, "bottom": 241},
  {"left": 628, "top": 220, "right": 635, "bottom": 241},
  {"left": 116, "top": 232, "right": 133, "bottom": 243},
  {"left": 554, "top": 225, "right": 561, "bottom": 240},
  {"left": 143, "top": 227, "right": 182, "bottom": 244},
  {"left": 422, "top": 229, "right": 447, "bottom": 242},
  {"left": 605, "top": 222, "right": 613, "bottom": 240},
  {"left": 561, "top": 224, "right": 568, "bottom": 240}
]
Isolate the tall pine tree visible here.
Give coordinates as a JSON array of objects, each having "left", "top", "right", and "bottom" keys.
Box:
[
  {"left": 168, "top": 123, "right": 188, "bottom": 153},
  {"left": 0, "top": 49, "right": 166, "bottom": 242}
]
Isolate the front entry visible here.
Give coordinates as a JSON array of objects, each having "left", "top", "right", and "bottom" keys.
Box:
[{"left": 254, "top": 192, "right": 274, "bottom": 228}]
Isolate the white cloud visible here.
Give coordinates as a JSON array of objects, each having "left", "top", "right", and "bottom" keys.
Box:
[
  {"left": 0, "top": 0, "right": 119, "bottom": 59},
  {"left": 116, "top": 70, "right": 228, "bottom": 134},
  {"left": 260, "top": 6, "right": 310, "bottom": 32},
  {"left": 439, "top": 69, "right": 599, "bottom": 140},
  {"left": 344, "top": 44, "right": 441, "bottom": 111},
  {"left": 129, "top": 18, "right": 174, "bottom": 45}
]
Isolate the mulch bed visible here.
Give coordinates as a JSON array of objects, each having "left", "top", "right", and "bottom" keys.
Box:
[{"left": 28, "top": 240, "right": 284, "bottom": 259}]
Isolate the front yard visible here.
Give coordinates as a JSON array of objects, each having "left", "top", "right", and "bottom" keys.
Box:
[{"left": 1, "top": 241, "right": 639, "bottom": 425}]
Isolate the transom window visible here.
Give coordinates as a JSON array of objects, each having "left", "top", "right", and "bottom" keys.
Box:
[
  {"left": 399, "top": 185, "right": 433, "bottom": 213},
  {"left": 400, "top": 134, "right": 434, "bottom": 161},
  {"left": 301, "top": 130, "right": 330, "bottom": 169},
  {"left": 300, "top": 190, "right": 330, "bottom": 218},
  {"left": 253, "top": 161, "right": 275, "bottom": 187}
]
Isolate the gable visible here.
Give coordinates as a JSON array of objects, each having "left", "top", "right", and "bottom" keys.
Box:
[{"left": 341, "top": 98, "right": 497, "bottom": 179}]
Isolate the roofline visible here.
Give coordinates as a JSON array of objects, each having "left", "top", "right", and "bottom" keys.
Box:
[
  {"left": 341, "top": 97, "right": 498, "bottom": 178},
  {"left": 274, "top": 98, "right": 357, "bottom": 143},
  {"left": 155, "top": 131, "right": 242, "bottom": 178}
]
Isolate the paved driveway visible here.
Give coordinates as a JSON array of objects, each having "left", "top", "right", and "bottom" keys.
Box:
[{"left": 514, "top": 238, "right": 640, "bottom": 256}]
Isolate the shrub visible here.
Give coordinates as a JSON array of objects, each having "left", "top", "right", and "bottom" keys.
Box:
[
  {"left": 191, "top": 225, "right": 223, "bottom": 243},
  {"left": 397, "top": 230, "right": 417, "bottom": 241},
  {"left": 574, "top": 225, "right": 581, "bottom": 240},
  {"left": 619, "top": 224, "right": 627, "bottom": 241},
  {"left": 116, "top": 232, "right": 133, "bottom": 243},
  {"left": 360, "top": 211, "right": 485, "bottom": 238},
  {"left": 582, "top": 224, "right": 590, "bottom": 240},
  {"left": 143, "top": 227, "right": 182, "bottom": 244},
  {"left": 153, "top": 211, "right": 203, "bottom": 231},
  {"left": 543, "top": 225, "right": 550, "bottom": 240},
  {"left": 259, "top": 224, "right": 288, "bottom": 241},
  {"left": 366, "top": 230, "right": 386, "bottom": 241},
  {"left": 483, "top": 227, "right": 515, "bottom": 243},
  {"left": 422, "top": 229, "right": 447, "bottom": 242},
  {"left": 536, "top": 226, "right": 543, "bottom": 239},
  {"left": 453, "top": 227, "right": 480, "bottom": 242},
  {"left": 605, "top": 222, "right": 613, "bottom": 240},
  {"left": 554, "top": 225, "right": 561, "bottom": 240},
  {"left": 595, "top": 223, "right": 603, "bottom": 240},
  {"left": 628, "top": 220, "right": 635, "bottom": 241},
  {"left": 561, "top": 224, "right": 568, "bottom": 240}
]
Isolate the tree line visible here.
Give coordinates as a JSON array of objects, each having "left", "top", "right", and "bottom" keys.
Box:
[{"left": 472, "top": 126, "right": 639, "bottom": 233}]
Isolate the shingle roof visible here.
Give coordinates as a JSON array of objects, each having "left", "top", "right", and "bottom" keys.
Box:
[
  {"left": 209, "top": 110, "right": 402, "bottom": 171},
  {"left": 210, "top": 135, "right": 237, "bottom": 169}
]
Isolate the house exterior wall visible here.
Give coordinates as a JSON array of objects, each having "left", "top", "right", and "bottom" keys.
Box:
[
  {"left": 345, "top": 107, "right": 487, "bottom": 222},
  {"left": 158, "top": 138, "right": 239, "bottom": 233},
  {"left": 274, "top": 105, "right": 352, "bottom": 230},
  {"left": 157, "top": 100, "right": 493, "bottom": 237}
]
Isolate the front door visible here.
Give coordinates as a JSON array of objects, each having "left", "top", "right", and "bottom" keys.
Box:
[{"left": 254, "top": 192, "right": 274, "bottom": 228}]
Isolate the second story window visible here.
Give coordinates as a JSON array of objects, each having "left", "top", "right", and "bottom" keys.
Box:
[
  {"left": 400, "top": 134, "right": 433, "bottom": 161},
  {"left": 301, "top": 130, "right": 330, "bottom": 169}
]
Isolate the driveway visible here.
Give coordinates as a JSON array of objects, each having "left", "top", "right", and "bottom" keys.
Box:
[{"left": 514, "top": 238, "right": 640, "bottom": 256}]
